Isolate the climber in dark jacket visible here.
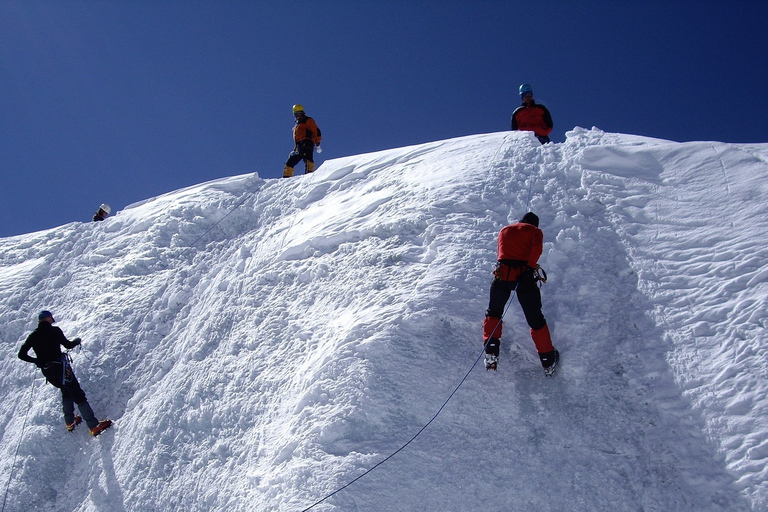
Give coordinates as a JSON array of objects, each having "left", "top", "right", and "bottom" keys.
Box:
[
  {"left": 18, "top": 311, "right": 112, "bottom": 435},
  {"left": 92, "top": 203, "right": 111, "bottom": 222}
]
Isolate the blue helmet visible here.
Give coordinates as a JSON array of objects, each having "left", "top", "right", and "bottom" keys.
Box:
[{"left": 519, "top": 83, "right": 533, "bottom": 96}]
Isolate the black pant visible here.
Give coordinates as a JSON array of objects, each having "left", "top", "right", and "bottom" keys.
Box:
[
  {"left": 41, "top": 360, "right": 88, "bottom": 403},
  {"left": 486, "top": 269, "right": 546, "bottom": 331},
  {"left": 286, "top": 140, "right": 315, "bottom": 167},
  {"left": 41, "top": 359, "right": 98, "bottom": 428}
]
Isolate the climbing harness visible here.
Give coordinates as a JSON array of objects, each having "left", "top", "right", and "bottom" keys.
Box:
[{"left": 62, "top": 352, "right": 74, "bottom": 386}]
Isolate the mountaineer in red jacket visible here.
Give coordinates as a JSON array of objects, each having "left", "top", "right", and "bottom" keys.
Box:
[
  {"left": 283, "top": 104, "right": 322, "bottom": 178},
  {"left": 482, "top": 212, "right": 559, "bottom": 375},
  {"left": 511, "top": 83, "right": 553, "bottom": 144}
]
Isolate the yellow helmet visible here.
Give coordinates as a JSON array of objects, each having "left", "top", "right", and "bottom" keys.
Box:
[{"left": 292, "top": 104, "right": 304, "bottom": 114}]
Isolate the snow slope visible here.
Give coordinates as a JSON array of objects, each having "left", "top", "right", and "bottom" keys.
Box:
[{"left": 1, "top": 128, "right": 766, "bottom": 511}]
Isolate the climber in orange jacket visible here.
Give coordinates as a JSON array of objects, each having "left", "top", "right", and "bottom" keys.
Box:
[
  {"left": 283, "top": 104, "right": 322, "bottom": 178},
  {"left": 482, "top": 212, "right": 559, "bottom": 375},
  {"left": 511, "top": 83, "right": 553, "bottom": 144}
]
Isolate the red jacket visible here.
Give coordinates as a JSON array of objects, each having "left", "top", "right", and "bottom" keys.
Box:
[
  {"left": 498, "top": 222, "right": 543, "bottom": 267},
  {"left": 511, "top": 102, "right": 553, "bottom": 138}
]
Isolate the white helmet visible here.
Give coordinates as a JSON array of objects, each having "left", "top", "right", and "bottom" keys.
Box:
[{"left": 100, "top": 203, "right": 111, "bottom": 214}]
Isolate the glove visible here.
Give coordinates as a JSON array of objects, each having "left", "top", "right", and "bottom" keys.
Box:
[
  {"left": 72, "top": 337, "right": 82, "bottom": 346},
  {"left": 316, "top": 145, "right": 322, "bottom": 153},
  {"left": 35, "top": 360, "right": 44, "bottom": 368}
]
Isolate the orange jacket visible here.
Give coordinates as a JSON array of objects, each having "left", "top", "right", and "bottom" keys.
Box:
[
  {"left": 511, "top": 102, "right": 553, "bottom": 138},
  {"left": 293, "top": 115, "right": 322, "bottom": 145},
  {"left": 497, "top": 222, "right": 543, "bottom": 267}
]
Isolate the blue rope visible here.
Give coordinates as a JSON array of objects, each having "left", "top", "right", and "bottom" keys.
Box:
[{"left": 301, "top": 299, "right": 514, "bottom": 511}]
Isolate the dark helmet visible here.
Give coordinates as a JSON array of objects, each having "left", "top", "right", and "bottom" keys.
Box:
[
  {"left": 520, "top": 212, "right": 539, "bottom": 227},
  {"left": 38, "top": 310, "right": 55, "bottom": 322}
]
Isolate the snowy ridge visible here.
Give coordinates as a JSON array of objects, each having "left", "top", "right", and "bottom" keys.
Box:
[{"left": 1, "top": 128, "right": 766, "bottom": 511}]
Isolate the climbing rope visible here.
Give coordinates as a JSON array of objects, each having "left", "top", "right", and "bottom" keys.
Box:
[
  {"left": 1, "top": 374, "right": 38, "bottom": 512},
  {"left": 301, "top": 136, "right": 541, "bottom": 510},
  {"left": 301, "top": 298, "right": 516, "bottom": 511},
  {"left": 184, "top": 194, "right": 252, "bottom": 252}
]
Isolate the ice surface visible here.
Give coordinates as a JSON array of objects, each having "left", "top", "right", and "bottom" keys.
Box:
[{"left": 1, "top": 128, "right": 765, "bottom": 511}]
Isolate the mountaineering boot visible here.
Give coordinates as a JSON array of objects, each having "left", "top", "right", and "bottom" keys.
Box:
[
  {"left": 541, "top": 350, "right": 560, "bottom": 377},
  {"left": 66, "top": 416, "right": 82, "bottom": 432},
  {"left": 305, "top": 161, "right": 315, "bottom": 174},
  {"left": 90, "top": 420, "right": 113, "bottom": 437},
  {"left": 282, "top": 165, "right": 295, "bottom": 178},
  {"left": 484, "top": 337, "right": 500, "bottom": 370}
]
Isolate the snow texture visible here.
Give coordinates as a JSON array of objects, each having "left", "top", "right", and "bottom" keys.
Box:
[{"left": 1, "top": 128, "right": 766, "bottom": 511}]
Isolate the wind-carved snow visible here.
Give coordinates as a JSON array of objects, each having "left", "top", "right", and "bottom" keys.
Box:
[{"left": 0, "top": 128, "right": 765, "bottom": 511}]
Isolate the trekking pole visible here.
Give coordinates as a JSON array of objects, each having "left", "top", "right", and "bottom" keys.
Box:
[
  {"left": 67, "top": 344, "right": 88, "bottom": 364},
  {"left": 1, "top": 373, "right": 38, "bottom": 512},
  {"left": 72, "top": 342, "right": 86, "bottom": 359}
]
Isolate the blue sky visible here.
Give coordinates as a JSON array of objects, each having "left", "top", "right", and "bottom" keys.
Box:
[{"left": 1, "top": 1, "right": 767, "bottom": 238}]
